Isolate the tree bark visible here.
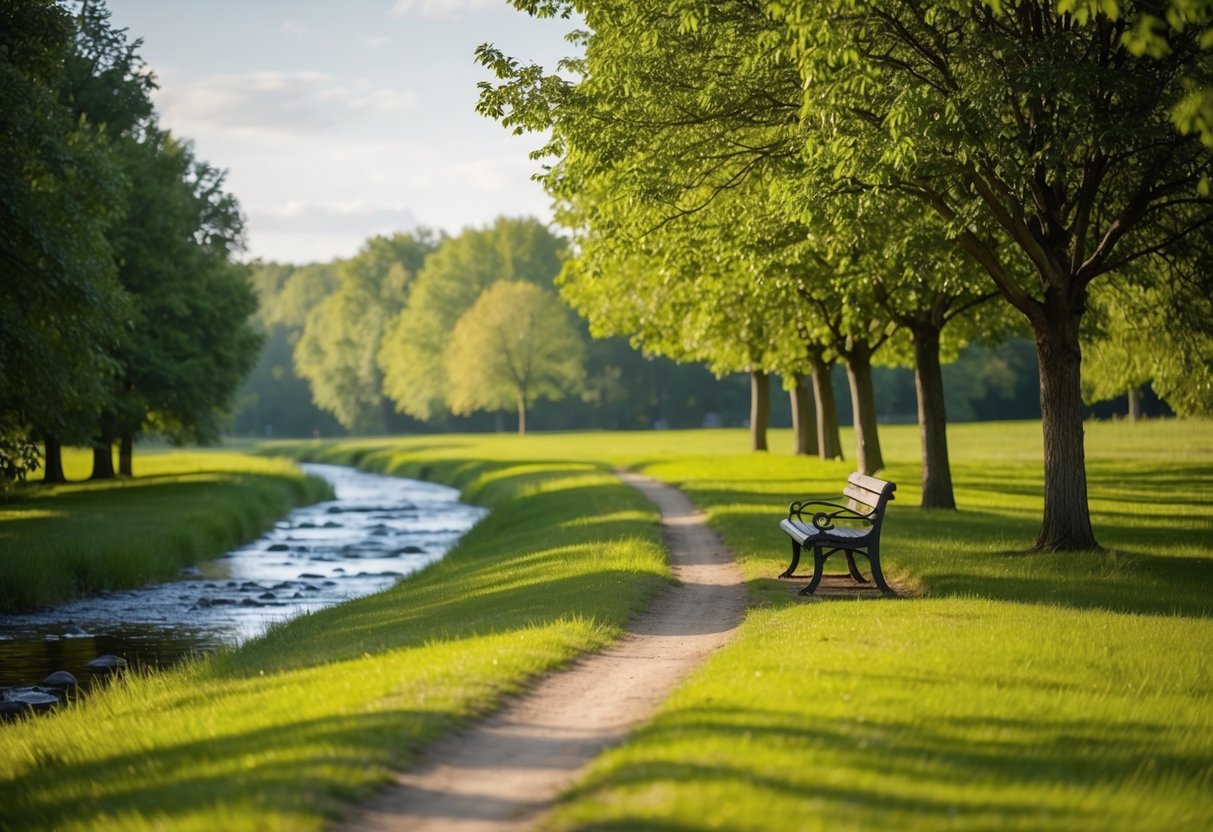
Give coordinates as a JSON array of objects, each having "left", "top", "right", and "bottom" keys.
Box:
[
  {"left": 1032, "top": 304, "right": 1098, "bottom": 550},
  {"left": 809, "top": 349, "right": 843, "bottom": 461},
  {"left": 517, "top": 393, "right": 527, "bottom": 435},
  {"left": 749, "top": 370, "right": 769, "bottom": 452},
  {"left": 90, "top": 441, "right": 116, "bottom": 480},
  {"left": 844, "top": 342, "right": 885, "bottom": 475},
  {"left": 1127, "top": 385, "right": 1142, "bottom": 422},
  {"left": 119, "top": 432, "right": 134, "bottom": 477},
  {"left": 42, "top": 435, "right": 66, "bottom": 484},
  {"left": 912, "top": 324, "right": 956, "bottom": 509},
  {"left": 790, "top": 373, "right": 818, "bottom": 456}
]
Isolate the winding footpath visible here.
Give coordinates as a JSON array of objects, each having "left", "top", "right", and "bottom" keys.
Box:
[{"left": 341, "top": 471, "right": 746, "bottom": 832}]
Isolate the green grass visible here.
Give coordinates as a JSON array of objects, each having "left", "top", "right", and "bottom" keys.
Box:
[
  {"left": 0, "top": 453, "right": 669, "bottom": 831},
  {"left": 0, "top": 449, "right": 333, "bottom": 612},
  {"left": 1, "top": 421, "right": 1210, "bottom": 830}
]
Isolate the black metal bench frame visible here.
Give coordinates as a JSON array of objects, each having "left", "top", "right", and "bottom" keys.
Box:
[{"left": 779, "top": 472, "right": 897, "bottom": 596}]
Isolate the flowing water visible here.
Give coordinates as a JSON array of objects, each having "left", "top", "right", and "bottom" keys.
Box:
[{"left": 0, "top": 464, "right": 484, "bottom": 711}]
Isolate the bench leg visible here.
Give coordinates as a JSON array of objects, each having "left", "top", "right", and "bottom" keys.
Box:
[
  {"left": 780, "top": 540, "right": 801, "bottom": 578},
  {"left": 867, "top": 547, "right": 896, "bottom": 596},
  {"left": 799, "top": 544, "right": 828, "bottom": 596},
  {"left": 844, "top": 550, "right": 869, "bottom": 584}
]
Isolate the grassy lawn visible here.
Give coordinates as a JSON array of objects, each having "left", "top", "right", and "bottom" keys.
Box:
[
  {"left": 0, "top": 449, "right": 333, "bottom": 613},
  {"left": 1, "top": 421, "right": 1210, "bottom": 830},
  {"left": 0, "top": 451, "right": 669, "bottom": 831}
]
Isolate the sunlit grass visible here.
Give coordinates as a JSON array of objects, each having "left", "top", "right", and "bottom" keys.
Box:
[
  {"left": 0, "top": 448, "right": 332, "bottom": 612},
  {"left": 1, "top": 420, "right": 1210, "bottom": 830},
  {"left": 0, "top": 455, "right": 668, "bottom": 831}
]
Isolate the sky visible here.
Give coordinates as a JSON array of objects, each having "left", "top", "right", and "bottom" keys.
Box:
[{"left": 104, "top": 0, "right": 578, "bottom": 264}]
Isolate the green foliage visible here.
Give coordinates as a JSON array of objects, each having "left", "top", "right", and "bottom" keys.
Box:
[
  {"left": 293, "top": 232, "right": 436, "bottom": 433},
  {"left": 103, "top": 128, "right": 261, "bottom": 447},
  {"left": 1084, "top": 280, "right": 1213, "bottom": 416},
  {"left": 445, "top": 280, "right": 585, "bottom": 431},
  {"left": 0, "top": 0, "right": 130, "bottom": 469},
  {"left": 378, "top": 217, "right": 567, "bottom": 421}
]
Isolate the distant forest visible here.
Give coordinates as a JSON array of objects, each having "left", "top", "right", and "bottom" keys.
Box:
[{"left": 229, "top": 218, "right": 1163, "bottom": 440}]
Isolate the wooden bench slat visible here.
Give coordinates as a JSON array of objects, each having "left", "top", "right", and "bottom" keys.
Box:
[
  {"left": 842, "top": 485, "right": 881, "bottom": 509},
  {"left": 848, "top": 471, "right": 895, "bottom": 496}
]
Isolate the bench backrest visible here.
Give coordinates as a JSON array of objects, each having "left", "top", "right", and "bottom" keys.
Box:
[{"left": 844, "top": 473, "right": 897, "bottom": 526}]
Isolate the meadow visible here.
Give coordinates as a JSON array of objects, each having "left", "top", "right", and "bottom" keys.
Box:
[{"left": 0, "top": 420, "right": 1210, "bottom": 830}]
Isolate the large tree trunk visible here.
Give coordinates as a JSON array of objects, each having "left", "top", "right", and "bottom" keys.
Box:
[
  {"left": 912, "top": 325, "right": 956, "bottom": 509},
  {"left": 119, "top": 432, "right": 134, "bottom": 477},
  {"left": 90, "top": 440, "right": 116, "bottom": 480},
  {"left": 1127, "top": 385, "right": 1142, "bottom": 422},
  {"left": 1033, "top": 307, "right": 1098, "bottom": 550},
  {"left": 517, "top": 393, "right": 527, "bottom": 435},
  {"left": 809, "top": 350, "right": 843, "bottom": 461},
  {"left": 843, "top": 342, "right": 885, "bottom": 475},
  {"left": 790, "top": 373, "right": 818, "bottom": 456},
  {"left": 42, "top": 435, "right": 66, "bottom": 484},
  {"left": 750, "top": 370, "right": 770, "bottom": 451}
]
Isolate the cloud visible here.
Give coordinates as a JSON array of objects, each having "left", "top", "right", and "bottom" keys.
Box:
[
  {"left": 281, "top": 20, "right": 305, "bottom": 35},
  {"left": 364, "top": 35, "right": 392, "bottom": 48},
  {"left": 155, "top": 71, "right": 416, "bottom": 137},
  {"left": 389, "top": 0, "right": 502, "bottom": 19},
  {"left": 451, "top": 154, "right": 544, "bottom": 194},
  {"left": 248, "top": 202, "right": 421, "bottom": 234}
]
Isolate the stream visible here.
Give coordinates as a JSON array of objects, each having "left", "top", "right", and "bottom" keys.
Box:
[{"left": 0, "top": 463, "right": 485, "bottom": 713}]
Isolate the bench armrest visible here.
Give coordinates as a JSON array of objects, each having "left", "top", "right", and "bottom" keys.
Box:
[{"left": 788, "top": 499, "right": 872, "bottom": 531}]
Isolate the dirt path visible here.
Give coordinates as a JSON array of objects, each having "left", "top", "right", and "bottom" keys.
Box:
[{"left": 340, "top": 471, "right": 746, "bottom": 832}]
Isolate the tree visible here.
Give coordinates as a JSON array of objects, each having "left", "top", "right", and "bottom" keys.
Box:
[
  {"left": 0, "top": 0, "right": 130, "bottom": 486},
  {"left": 379, "top": 218, "right": 567, "bottom": 422},
  {"left": 84, "top": 130, "right": 259, "bottom": 476},
  {"left": 779, "top": 0, "right": 1213, "bottom": 548},
  {"left": 294, "top": 232, "right": 434, "bottom": 433},
  {"left": 1083, "top": 271, "right": 1213, "bottom": 418},
  {"left": 445, "top": 281, "right": 585, "bottom": 433}
]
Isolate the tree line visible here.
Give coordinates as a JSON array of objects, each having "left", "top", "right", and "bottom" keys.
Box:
[
  {"left": 476, "top": 0, "right": 1213, "bottom": 550},
  {"left": 237, "top": 218, "right": 756, "bottom": 438},
  {"left": 1, "top": 0, "right": 259, "bottom": 488},
  {"left": 234, "top": 217, "right": 1058, "bottom": 442}
]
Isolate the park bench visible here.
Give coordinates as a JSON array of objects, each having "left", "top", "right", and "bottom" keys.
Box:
[{"left": 779, "top": 472, "right": 897, "bottom": 596}]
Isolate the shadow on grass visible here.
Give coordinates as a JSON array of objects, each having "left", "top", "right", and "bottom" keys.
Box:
[
  {"left": 1, "top": 710, "right": 447, "bottom": 830},
  {"left": 557, "top": 705, "right": 1208, "bottom": 830},
  {"left": 672, "top": 461, "right": 1213, "bottom": 618}
]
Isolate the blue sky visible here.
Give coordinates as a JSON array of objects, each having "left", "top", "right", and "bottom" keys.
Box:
[{"left": 105, "top": 1, "right": 577, "bottom": 264}]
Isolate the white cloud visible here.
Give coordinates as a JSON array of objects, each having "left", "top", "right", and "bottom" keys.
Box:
[
  {"left": 389, "top": 0, "right": 502, "bottom": 20},
  {"left": 364, "top": 35, "right": 392, "bottom": 48},
  {"left": 154, "top": 71, "right": 416, "bottom": 137},
  {"left": 281, "top": 19, "right": 305, "bottom": 35},
  {"left": 451, "top": 154, "right": 543, "bottom": 194},
  {"left": 249, "top": 201, "right": 420, "bottom": 234}
]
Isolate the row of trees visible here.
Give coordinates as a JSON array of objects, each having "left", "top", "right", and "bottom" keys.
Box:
[
  {"left": 477, "top": 0, "right": 1213, "bottom": 550},
  {"left": 1, "top": 0, "right": 259, "bottom": 485},
  {"left": 237, "top": 217, "right": 1053, "bottom": 440},
  {"left": 240, "top": 218, "right": 782, "bottom": 438}
]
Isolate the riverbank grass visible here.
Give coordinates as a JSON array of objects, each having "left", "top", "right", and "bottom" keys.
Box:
[
  {"left": 0, "top": 459, "right": 669, "bottom": 831},
  {"left": 0, "top": 449, "right": 332, "bottom": 613}
]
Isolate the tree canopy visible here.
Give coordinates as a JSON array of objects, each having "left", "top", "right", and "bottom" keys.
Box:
[
  {"left": 445, "top": 280, "right": 585, "bottom": 433},
  {"left": 481, "top": 0, "right": 1213, "bottom": 546},
  {"left": 378, "top": 217, "right": 566, "bottom": 422}
]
